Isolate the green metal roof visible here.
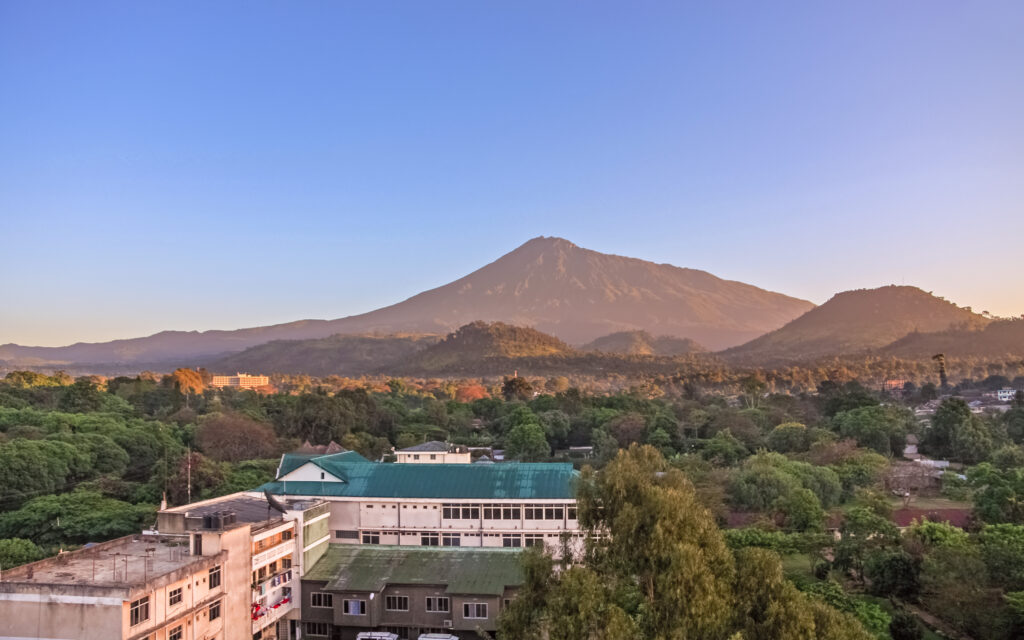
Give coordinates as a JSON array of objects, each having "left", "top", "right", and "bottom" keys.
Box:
[
  {"left": 277, "top": 450, "right": 369, "bottom": 477},
  {"left": 305, "top": 545, "right": 524, "bottom": 595},
  {"left": 261, "top": 461, "right": 577, "bottom": 500}
]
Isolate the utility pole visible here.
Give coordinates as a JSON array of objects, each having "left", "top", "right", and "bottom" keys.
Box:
[{"left": 187, "top": 447, "right": 192, "bottom": 504}]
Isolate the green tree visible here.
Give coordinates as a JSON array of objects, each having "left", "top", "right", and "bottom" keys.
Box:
[
  {"left": 502, "top": 376, "right": 534, "bottom": 402},
  {"left": 0, "top": 538, "right": 45, "bottom": 569},
  {"left": 504, "top": 423, "right": 550, "bottom": 461}
]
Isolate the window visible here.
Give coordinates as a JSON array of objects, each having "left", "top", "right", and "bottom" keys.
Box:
[
  {"left": 208, "top": 600, "right": 221, "bottom": 621},
  {"left": 426, "top": 596, "right": 450, "bottom": 612},
  {"left": 567, "top": 506, "right": 578, "bottom": 520},
  {"left": 362, "top": 531, "right": 380, "bottom": 544},
  {"left": 430, "top": 454, "right": 437, "bottom": 460},
  {"left": 209, "top": 565, "right": 221, "bottom": 589},
  {"left": 335, "top": 530, "right": 359, "bottom": 539},
  {"left": 464, "top": 603, "right": 488, "bottom": 619},
  {"left": 545, "top": 507, "right": 564, "bottom": 520},
  {"left": 421, "top": 532, "right": 439, "bottom": 546},
  {"left": 524, "top": 534, "right": 544, "bottom": 547},
  {"left": 282, "top": 557, "right": 292, "bottom": 569},
  {"left": 305, "top": 622, "right": 330, "bottom": 636},
  {"left": 503, "top": 506, "right": 521, "bottom": 520},
  {"left": 502, "top": 534, "right": 522, "bottom": 548},
  {"left": 385, "top": 595, "right": 409, "bottom": 611},
  {"left": 130, "top": 596, "right": 150, "bottom": 626},
  {"left": 168, "top": 587, "right": 183, "bottom": 606},
  {"left": 311, "top": 592, "right": 334, "bottom": 608},
  {"left": 343, "top": 599, "right": 366, "bottom": 615},
  {"left": 442, "top": 533, "right": 461, "bottom": 547},
  {"left": 442, "top": 503, "right": 480, "bottom": 520},
  {"left": 413, "top": 454, "right": 420, "bottom": 460},
  {"left": 168, "top": 626, "right": 183, "bottom": 640}
]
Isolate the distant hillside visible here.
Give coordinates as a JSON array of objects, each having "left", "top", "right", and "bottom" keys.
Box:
[
  {"left": 405, "top": 321, "right": 573, "bottom": 371},
  {"left": 880, "top": 318, "right": 1024, "bottom": 359},
  {"left": 208, "top": 333, "right": 440, "bottom": 377},
  {"left": 582, "top": 330, "right": 706, "bottom": 356},
  {"left": 0, "top": 236, "right": 813, "bottom": 368},
  {"left": 724, "top": 286, "right": 988, "bottom": 363}
]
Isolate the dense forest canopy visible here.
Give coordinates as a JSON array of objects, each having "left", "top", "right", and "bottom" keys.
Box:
[{"left": 1, "top": 365, "right": 1023, "bottom": 638}]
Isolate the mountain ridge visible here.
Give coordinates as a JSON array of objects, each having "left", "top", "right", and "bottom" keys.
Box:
[
  {"left": 723, "top": 285, "right": 988, "bottom": 363},
  {"left": 0, "top": 237, "right": 814, "bottom": 365}
]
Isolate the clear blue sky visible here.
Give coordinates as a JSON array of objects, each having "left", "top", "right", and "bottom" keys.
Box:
[{"left": 2, "top": 1, "right": 1023, "bottom": 346}]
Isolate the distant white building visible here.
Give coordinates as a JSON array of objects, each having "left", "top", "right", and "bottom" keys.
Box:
[
  {"left": 210, "top": 373, "right": 269, "bottom": 389},
  {"left": 395, "top": 441, "right": 472, "bottom": 464},
  {"left": 997, "top": 388, "right": 1019, "bottom": 403}
]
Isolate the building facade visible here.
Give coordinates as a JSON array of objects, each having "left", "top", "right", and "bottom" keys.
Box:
[
  {"left": 258, "top": 452, "right": 582, "bottom": 558},
  {"left": 0, "top": 534, "right": 228, "bottom": 640},
  {"left": 210, "top": 373, "right": 270, "bottom": 389},
  {"left": 299, "top": 545, "right": 523, "bottom": 640}
]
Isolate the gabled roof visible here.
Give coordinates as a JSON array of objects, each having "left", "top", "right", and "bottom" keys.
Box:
[
  {"left": 305, "top": 545, "right": 523, "bottom": 595},
  {"left": 262, "top": 461, "right": 577, "bottom": 500},
  {"left": 277, "top": 450, "right": 369, "bottom": 477},
  {"left": 397, "top": 440, "right": 451, "bottom": 453}
]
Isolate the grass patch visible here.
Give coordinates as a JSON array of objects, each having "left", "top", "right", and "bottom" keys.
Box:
[{"left": 888, "top": 496, "right": 972, "bottom": 511}]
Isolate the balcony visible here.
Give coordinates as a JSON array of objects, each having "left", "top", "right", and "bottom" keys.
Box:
[
  {"left": 252, "top": 592, "right": 294, "bottom": 633},
  {"left": 252, "top": 538, "right": 295, "bottom": 569}
]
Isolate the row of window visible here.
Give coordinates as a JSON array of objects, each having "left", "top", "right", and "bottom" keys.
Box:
[
  {"left": 357, "top": 531, "right": 578, "bottom": 547},
  {"left": 314, "top": 592, "right": 487, "bottom": 619},
  {"left": 128, "top": 566, "right": 222, "bottom": 627},
  {"left": 128, "top": 600, "right": 220, "bottom": 634},
  {"left": 441, "top": 503, "right": 577, "bottom": 520}
]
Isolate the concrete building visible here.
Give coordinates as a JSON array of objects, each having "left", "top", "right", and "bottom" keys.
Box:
[
  {"left": 0, "top": 534, "right": 227, "bottom": 640},
  {"left": 395, "top": 442, "right": 471, "bottom": 465},
  {"left": 210, "top": 373, "right": 270, "bottom": 389},
  {"left": 300, "top": 545, "right": 523, "bottom": 640},
  {"left": 156, "top": 494, "right": 330, "bottom": 640},
  {"left": 258, "top": 452, "right": 581, "bottom": 558}
]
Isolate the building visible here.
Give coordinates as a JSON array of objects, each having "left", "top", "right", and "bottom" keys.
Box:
[
  {"left": 210, "top": 373, "right": 270, "bottom": 389},
  {"left": 0, "top": 534, "right": 228, "bottom": 640},
  {"left": 259, "top": 451, "right": 581, "bottom": 558},
  {"left": 300, "top": 545, "right": 523, "bottom": 640},
  {"left": 395, "top": 442, "right": 471, "bottom": 464},
  {"left": 156, "top": 493, "right": 331, "bottom": 640},
  {"left": 997, "top": 388, "right": 1019, "bottom": 402}
]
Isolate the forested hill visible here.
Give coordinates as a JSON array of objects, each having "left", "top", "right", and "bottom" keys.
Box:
[
  {"left": 208, "top": 333, "right": 440, "bottom": 377},
  {"left": 403, "top": 321, "right": 574, "bottom": 370},
  {"left": 581, "top": 330, "right": 706, "bottom": 356},
  {"left": 723, "top": 285, "right": 987, "bottom": 364},
  {"left": 0, "top": 236, "right": 813, "bottom": 367},
  {"left": 879, "top": 318, "right": 1024, "bottom": 359}
]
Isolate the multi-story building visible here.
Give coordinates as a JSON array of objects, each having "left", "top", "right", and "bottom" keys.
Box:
[
  {"left": 210, "top": 373, "right": 270, "bottom": 389},
  {"left": 156, "top": 494, "right": 330, "bottom": 640},
  {"left": 256, "top": 451, "right": 581, "bottom": 558},
  {"left": 300, "top": 545, "right": 523, "bottom": 640},
  {"left": 0, "top": 534, "right": 229, "bottom": 640},
  {"left": 395, "top": 442, "right": 471, "bottom": 464}
]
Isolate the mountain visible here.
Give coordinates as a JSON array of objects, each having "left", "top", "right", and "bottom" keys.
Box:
[
  {"left": 723, "top": 286, "right": 988, "bottom": 363},
  {"left": 880, "top": 318, "right": 1024, "bottom": 359},
  {"left": 581, "top": 330, "right": 706, "bottom": 356},
  {"left": 208, "top": 333, "right": 440, "bottom": 377},
  {"left": 0, "top": 236, "right": 813, "bottom": 367}
]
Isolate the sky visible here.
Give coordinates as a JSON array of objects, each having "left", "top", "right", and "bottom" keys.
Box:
[{"left": 2, "top": 1, "right": 1023, "bottom": 347}]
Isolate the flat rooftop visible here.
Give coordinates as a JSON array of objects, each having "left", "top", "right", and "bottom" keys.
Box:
[
  {"left": 0, "top": 535, "right": 214, "bottom": 588},
  {"left": 305, "top": 545, "right": 524, "bottom": 596}
]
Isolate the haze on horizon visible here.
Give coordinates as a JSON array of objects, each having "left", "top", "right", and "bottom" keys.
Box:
[{"left": 2, "top": 1, "right": 1023, "bottom": 347}]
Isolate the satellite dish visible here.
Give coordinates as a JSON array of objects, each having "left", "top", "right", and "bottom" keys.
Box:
[{"left": 264, "top": 490, "right": 288, "bottom": 514}]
